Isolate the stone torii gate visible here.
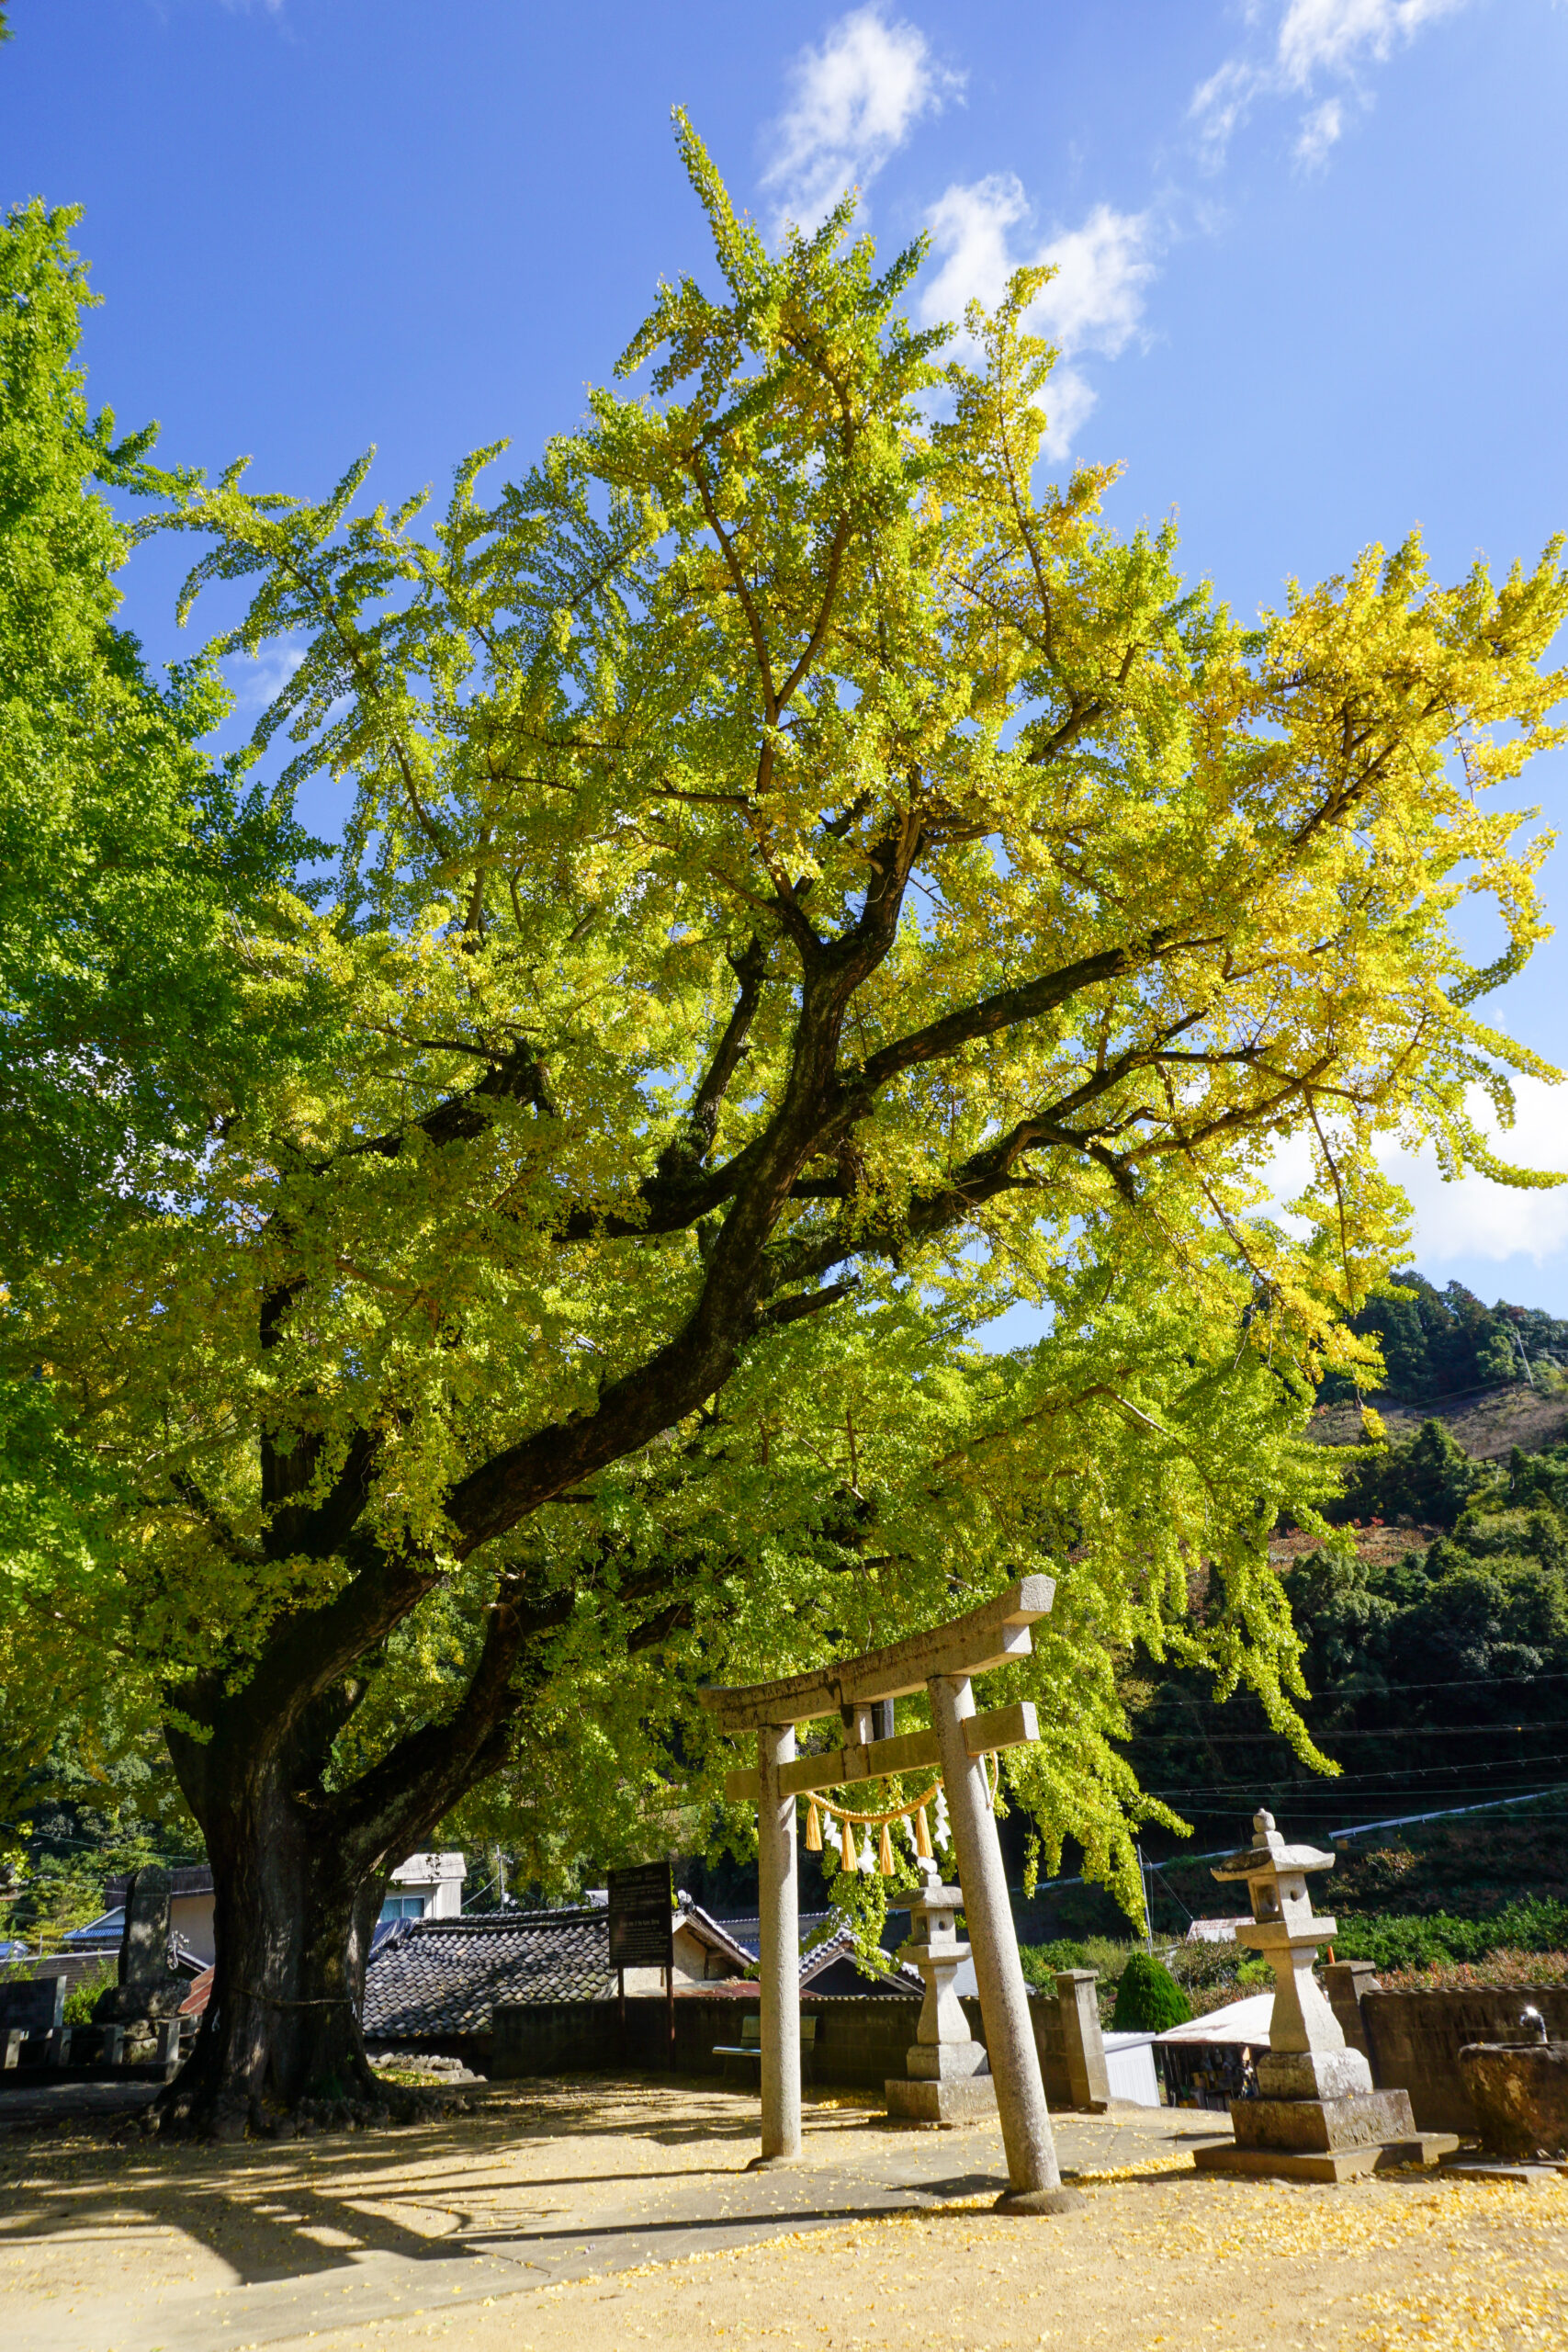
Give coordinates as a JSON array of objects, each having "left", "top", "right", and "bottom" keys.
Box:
[{"left": 701, "top": 1575, "right": 1083, "bottom": 2215}]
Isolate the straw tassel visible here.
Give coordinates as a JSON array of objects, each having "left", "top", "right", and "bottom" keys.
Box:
[
  {"left": 840, "top": 1816, "right": 857, "bottom": 1871},
  {"left": 878, "top": 1823, "right": 894, "bottom": 1876},
  {"left": 915, "top": 1804, "right": 932, "bottom": 1860},
  {"left": 805, "top": 1798, "right": 822, "bottom": 1852}
]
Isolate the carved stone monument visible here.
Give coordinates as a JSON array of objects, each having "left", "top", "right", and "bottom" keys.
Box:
[
  {"left": 1194, "top": 1811, "right": 1457, "bottom": 2181},
  {"left": 94, "top": 1863, "right": 185, "bottom": 2052},
  {"left": 886, "top": 1860, "right": 997, "bottom": 2125}
]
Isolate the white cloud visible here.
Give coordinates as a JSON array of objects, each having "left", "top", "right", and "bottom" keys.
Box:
[
  {"left": 1294, "top": 96, "right": 1347, "bottom": 166},
  {"left": 1193, "top": 0, "right": 1471, "bottom": 169},
  {"left": 1269, "top": 1077, "right": 1568, "bottom": 1270},
  {"left": 761, "top": 6, "right": 963, "bottom": 234},
  {"left": 1380, "top": 1079, "right": 1568, "bottom": 1267},
  {"left": 1278, "top": 0, "right": 1462, "bottom": 80},
  {"left": 226, "top": 642, "right": 306, "bottom": 711},
  {"left": 919, "top": 178, "right": 1156, "bottom": 459},
  {"left": 919, "top": 175, "right": 1032, "bottom": 322}
]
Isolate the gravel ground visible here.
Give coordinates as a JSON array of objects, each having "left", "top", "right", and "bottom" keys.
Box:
[{"left": 0, "top": 2077, "right": 1563, "bottom": 2352}]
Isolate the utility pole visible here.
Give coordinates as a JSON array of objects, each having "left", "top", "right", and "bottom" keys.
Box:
[{"left": 1136, "top": 1841, "right": 1154, "bottom": 1951}]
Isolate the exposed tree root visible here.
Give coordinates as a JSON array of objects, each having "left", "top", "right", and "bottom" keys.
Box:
[{"left": 139, "top": 2073, "right": 474, "bottom": 2143}]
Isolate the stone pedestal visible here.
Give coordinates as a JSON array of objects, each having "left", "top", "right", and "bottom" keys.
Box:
[
  {"left": 1192, "top": 1811, "right": 1457, "bottom": 2183},
  {"left": 885, "top": 1865, "right": 998, "bottom": 2127},
  {"left": 1198, "top": 2089, "right": 1458, "bottom": 2181},
  {"left": 1459, "top": 2027, "right": 1568, "bottom": 2161},
  {"left": 93, "top": 1864, "right": 186, "bottom": 2042},
  {"left": 886, "top": 2076, "right": 1001, "bottom": 2125}
]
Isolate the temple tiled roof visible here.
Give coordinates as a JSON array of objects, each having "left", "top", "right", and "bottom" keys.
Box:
[
  {"left": 710, "top": 1912, "right": 834, "bottom": 1959},
  {"left": 363, "top": 1906, "right": 615, "bottom": 2038},
  {"left": 800, "top": 1923, "right": 921, "bottom": 1994},
  {"left": 714, "top": 1911, "right": 918, "bottom": 1990}
]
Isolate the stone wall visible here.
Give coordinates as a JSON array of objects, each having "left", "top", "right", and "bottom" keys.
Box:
[
  {"left": 490, "top": 1992, "right": 919, "bottom": 2088},
  {"left": 490, "top": 1987, "right": 1096, "bottom": 2107},
  {"left": 1360, "top": 1986, "right": 1568, "bottom": 2134}
]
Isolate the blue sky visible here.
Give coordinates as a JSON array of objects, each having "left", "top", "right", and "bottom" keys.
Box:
[{"left": 5, "top": 0, "right": 1567, "bottom": 1314}]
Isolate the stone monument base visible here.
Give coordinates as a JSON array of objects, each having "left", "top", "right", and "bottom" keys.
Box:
[
  {"left": 94, "top": 1984, "right": 185, "bottom": 2025},
  {"left": 886, "top": 2073, "right": 998, "bottom": 2126},
  {"left": 1195, "top": 2087, "right": 1458, "bottom": 2182}
]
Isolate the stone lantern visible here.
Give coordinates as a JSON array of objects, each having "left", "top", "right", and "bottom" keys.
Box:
[
  {"left": 1193, "top": 1810, "right": 1457, "bottom": 2182},
  {"left": 886, "top": 1860, "right": 997, "bottom": 2125}
]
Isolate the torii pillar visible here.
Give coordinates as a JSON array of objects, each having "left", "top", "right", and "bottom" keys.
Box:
[
  {"left": 704, "top": 1576, "right": 1084, "bottom": 2214},
  {"left": 756, "top": 1721, "right": 800, "bottom": 2165}
]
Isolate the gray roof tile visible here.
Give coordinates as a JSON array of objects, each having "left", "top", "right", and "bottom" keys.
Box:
[{"left": 363, "top": 1906, "right": 613, "bottom": 2039}]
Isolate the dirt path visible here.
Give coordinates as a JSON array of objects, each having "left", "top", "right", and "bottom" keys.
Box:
[{"left": 1, "top": 2079, "right": 1563, "bottom": 2352}]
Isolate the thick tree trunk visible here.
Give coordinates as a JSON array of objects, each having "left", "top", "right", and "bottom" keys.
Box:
[
  {"left": 156, "top": 1746, "right": 387, "bottom": 2136},
  {"left": 153, "top": 1636, "right": 513, "bottom": 2137}
]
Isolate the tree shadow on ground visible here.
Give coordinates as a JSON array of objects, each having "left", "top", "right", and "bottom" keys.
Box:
[{"left": 0, "top": 2082, "right": 904, "bottom": 2291}]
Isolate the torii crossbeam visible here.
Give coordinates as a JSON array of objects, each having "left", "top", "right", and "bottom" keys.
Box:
[{"left": 700, "top": 1576, "right": 1081, "bottom": 2214}]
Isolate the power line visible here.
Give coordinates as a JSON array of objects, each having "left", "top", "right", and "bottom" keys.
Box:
[
  {"left": 1137, "top": 1750, "right": 1568, "bottom": 1796},
  {"left": 1127, "top": 1719, "right": 1568, "bottom": 1744},
  {"left": 1329, "top": 1787, "right": 1568, "bottom": 1839},
  {"left": 1140, "top": 1668, "right": 1568, "bottom": 1702}
]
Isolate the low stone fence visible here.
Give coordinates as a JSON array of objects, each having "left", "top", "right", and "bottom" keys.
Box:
[
  {"left": 1359, "top": 1985, "right": 1568, "bottom": 2135},
  {"left": 491, "top": 1991, "right": 915, "bottom": 2087},
  {"left": 491, "top": 1979, "right": 1109, "bottom": 2109}
]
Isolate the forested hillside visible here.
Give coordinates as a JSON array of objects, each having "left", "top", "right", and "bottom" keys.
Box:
[
  {"left": 1118, "top": 1272, "right": 1568, "bottom": 1920},
  {"left": 1324, "top": 1269, "right": 1568, "bottom": 1403}
]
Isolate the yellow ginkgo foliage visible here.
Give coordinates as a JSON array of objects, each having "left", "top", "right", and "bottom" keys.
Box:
[{"left": 6, "top": 116, "right": 1564, "bottom": 2130}]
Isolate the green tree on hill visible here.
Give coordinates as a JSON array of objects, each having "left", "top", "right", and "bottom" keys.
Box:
[
  {"left": 1329, "top": 1270, "right": 1568, "bottom": 1403},
  {"left": 1333, "top": 1418, "right": 1483, "bottom": 1532}
]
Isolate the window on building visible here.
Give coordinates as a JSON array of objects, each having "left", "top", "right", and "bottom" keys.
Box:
[{"left": 378, "top": 1894, "right": 427, "bottom": 1923}]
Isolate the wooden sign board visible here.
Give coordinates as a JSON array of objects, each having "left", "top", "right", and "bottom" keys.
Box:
[
  {"left": 606, "top": 1860, "right": 673, "bottom": 1972},
  {"left": 0, "top": 1975, "right": 65, "bottom": 2034}
]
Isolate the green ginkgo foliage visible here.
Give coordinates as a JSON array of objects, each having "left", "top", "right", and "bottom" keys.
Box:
[{"left": 4, "top": 119, "right": 1563, "bottom": 2128}]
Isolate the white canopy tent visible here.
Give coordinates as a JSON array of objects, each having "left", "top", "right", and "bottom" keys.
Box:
[{"left": 1157, "top": 1991, "right": 1274, "bottom": 2048}]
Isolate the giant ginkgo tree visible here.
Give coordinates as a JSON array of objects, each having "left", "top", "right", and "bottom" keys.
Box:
[{"left": 9, "top": 118, "right": 1565, "bottom": 2134}]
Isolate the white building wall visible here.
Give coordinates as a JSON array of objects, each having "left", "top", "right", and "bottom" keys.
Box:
[
  {"left": 1102, "top": 2030, "right": 1161, "bottom": 2107},
  {"left": 388, "top": 1851, "right": 468, "bottom": 1919}
]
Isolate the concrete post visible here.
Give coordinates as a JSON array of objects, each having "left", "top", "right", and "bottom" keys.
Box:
[
  {"left": 755, "top": 1721, "right": 801, "bottom": 2165},
  {"left": 1055, "top": 1970, "right": 1111, "bottom": 2110},
  {"left": 1325, "top": 1959, "right": 1378, "bottom": 2065},
  {"left": 929, "top": 1673, "right": 1082, "bottom": 2214}
]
